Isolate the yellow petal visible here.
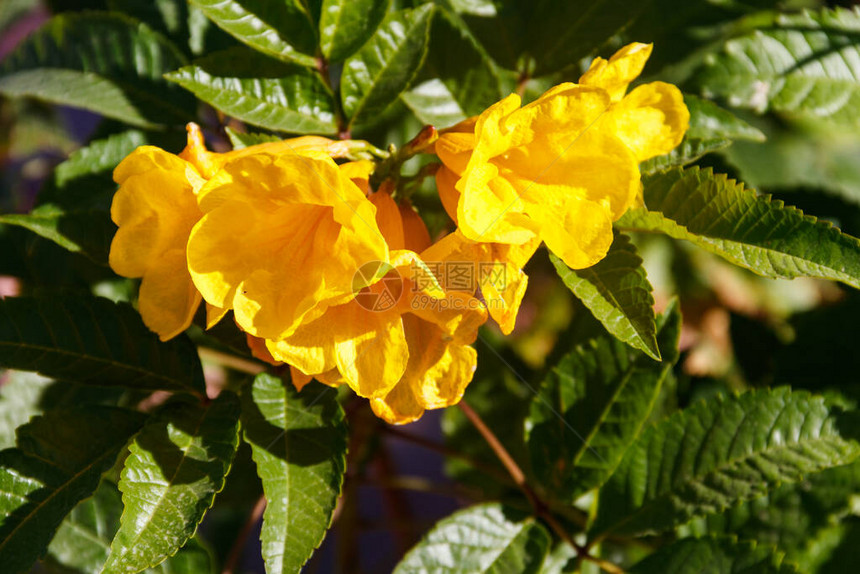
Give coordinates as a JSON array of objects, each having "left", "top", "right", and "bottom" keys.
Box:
[
  {"left": 247, "top": 334, "right": 283, "bottom": 366},
  {"left": 334, "top": 305, "right": 409, "bottom": 399},
  {"left": 206, "top": 303, "right": 228, "bottom": 329},
  {"left": 579, "top": 42, "right": 653, "bottom": 102},
  {"left": 435, "top": 166, "right": 461, "bottom": 223},
  {"left": 370, "top": 190, "right": 405, "bottom": 250},
  {"left": 480, "top": 262, "right": 528, "bottom": 335},
  {"left": 527, "top": 194, "right": 614, "bottom": 269},
  {"left": 370, "top": 316, "right": 478, "bottom": 424},
  {"left": 137, "top": 249, "right": 201, "bottom": 341},
  {"left": 110, "top": 151, "right": 203, "bottom": 278},
  {"left": 605, "top": 82, "right": 690, "bottom": 162},
  {"left": 188, "top": 153, "right": 388, "bottom": 340},
  {"left": 399, "top": 200, "right": 431, "bottom": 253},
  {"left": 339, "top": 159, "right": 375, "bottom": 195},
  {"left": 370, "top": 382, "right": 424, "bottom": 425},
  {"left": 435, "top": 131, "right": 475, "bottom": 175},
  {"left": 289, "top": 366, "right": 314, "bottom": 392}
]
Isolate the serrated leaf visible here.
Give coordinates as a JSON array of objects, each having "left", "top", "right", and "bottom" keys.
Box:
[
  {"left": 342, "top": 5, "right": 434, "bottom": 128},
  {"left": 47, "top": 480, "right": 215, "bottom": 574},
  {"left": 225, "top": 127, "right": 281, "bottom": 150},
  {"left": 319, "top": 0, "right": 390, "bottom": 62},
  {"left": 54, "top": 130, "right": 149, "bottom": 189},
  {"left": 642, "top": 95, "right": 765, "bottom": 173},
  {"left": 685, "top": 460, "right": 860, "bottom": 569},
  {"left": 0, "top": 406, "right": 146, "bottom": 573},
  {"left": 693, "top": 7, "right": 860, "bottom": 126},
  {"left": 629, "top": 537, "right": 797, "bottom": 573},
  {"left": 0, "top": 296, "right": 206, "bottom": 397},
  {"left": 103, "top": 393, "right": 240, "bottom": 573},
  {"left": 394, "top": 503, "right": 551, "bottom": 574},
  {"left": 241, "top": 373, "right": 347, "bottom": 574},
  {"left": 167, "top": 47, "right": 337, "bottom": 134},
  {"left": 0, "top": 12, "right": 193, "bottom": 127},
  {"left": 590, "top": 388, "right": 860, "bottom": 538},
  {"left": 189, "top": 0, "right": 317, "bottom": 66},
  {"left": 617, "top": 166, "right": 860, "bottom": 289},
  {"left": 526, "top": 301, "right": 681, "bottom": 503},
  {"left": 0, "top": 205, "right": 115, "bottom": 264},
  {"left": 552, "top": 232, "right": 660, "bottom": 361}
]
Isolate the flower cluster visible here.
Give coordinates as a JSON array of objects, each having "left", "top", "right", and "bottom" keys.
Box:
[{"left": 109, "top": 43, "right": 688, "bottom": 424}]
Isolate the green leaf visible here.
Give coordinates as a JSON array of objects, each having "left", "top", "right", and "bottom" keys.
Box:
[
  {"left": 401, "top": 79, "right": 470, "bottom": 127},
  {"left": 189, "top": 0, "right": 317, "bottom": 66},
  {"left": 167, "top": 47, "right": 338, "bottom": 134},
  {"left": 552, "top": 232, "right": 660, "bottom": 361},
  {"left": 616, "top": 166, "right": 860, "bottom": 289},
  {"left": 319, "top": 0, "right": 390, "bottom": 62},
  {"left": 0, "top": 370, "right": 54, "bottom": 450},
  {"left": 0, "top": 12, "right": 193, "bottom": 127},
  {"left": 642, "top": 95, "right": 765, "bottom": 174},
  {"left": 0, "top": 296, "right": 207, "bottom": 397},
  {"left": 103, "top": 393, "right": 240, "bottom": 572},
  {"left": 342, "top": 5, "right": 434, "bottom": 128},
  {"left": 685, "top": 460, "right": 860, "bottom": 569},
  {"left": 403, "top": 7, "right": 502, "bottom": 126},
  {"left": 0, "top": 406, "right": 146, "bottom": 573},
  {"left": 54, "top": 130, "right": 149, "bottom": 190},
  {"left": 107, "top": 0, "right": 189, "bottom": 45},
  {"left": 225, "top": 127, "right": 281, "bottom": 150},
  {"left": 241, "top": 373, "right": 347, "bottom": 574},
  {"left": 693, "top": 7, "right": 860, "bottom": 126},
  {"left": 629, "top": 537, "right": 797, "bottom": 573},
  {"left": 524, "top": 1, "right": 650, "bottom": 77},
  {"left": 393, "top": 503, "right": 551, "bottom": 574},
  {"left": 526, "top": 301, "right": 681, "bottom": 503},
  {"left": 590, "top": 388, "right": 860, "bottom": 538},
  {"left": 0, "top": 205, "right": 115, "bottom": 264},
  {"left": 47, "top": 480, "right": 215, "bottom": 574}
]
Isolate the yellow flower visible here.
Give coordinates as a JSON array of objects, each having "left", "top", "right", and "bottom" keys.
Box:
[
  {"left": 186, "top": 152, "right": 389, "bottom": 342},
  {"left": 434, "top": 42, "right": 688, "bottom": 271},
  {"left": 579, "top": 43, "right": 689, "bottom": 162},
  {"left": 110, "top": 132, "right": 209, "bottom": 341},
  {"left": 422, "top": 230, "right": 539, "bottom": 335},
  {"left": 110, "top": 123, "right": 354, "bottom": 341},
  {"left": 267, "top": 190, "right": 487, "bottom": 424}
]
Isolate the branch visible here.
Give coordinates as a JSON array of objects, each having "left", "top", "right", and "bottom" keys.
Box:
[{"left": 457, "top": 401, "right": 625, "bottom": 574}]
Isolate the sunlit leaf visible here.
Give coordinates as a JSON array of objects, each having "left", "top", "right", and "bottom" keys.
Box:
[
  {"left": 240, "top": 373, "right": 347, "bottom": 574},
  {"left": 103, "top": 393, "right": 240, "bottom": 572},
  {"left": 590, "top": 388, "right": 860, "bottom": 538},
  {"left": 617, "top": 166, "right": 860, "bottom": 289},
  {"left": 0, "top": 407, "right": 146, "bottom": 572},
  {"left": 394, "top": 503, "right": 551, "bottom": 573}
]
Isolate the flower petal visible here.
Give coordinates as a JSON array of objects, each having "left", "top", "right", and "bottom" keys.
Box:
[
  {"left": 579, "top": 42, "right": 653, "bottom": 102},
  {"left": 605, "top": 82, "right": 690, "bottom": 161},
  {"left": 137, "top": 249, "right": 201, "bottom": 341}
]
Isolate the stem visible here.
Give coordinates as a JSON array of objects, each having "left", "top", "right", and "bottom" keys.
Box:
[
  {"left": 457, "top": 401, "right": 625, "bottom": 574},
  {"left": 222, "top": 494, "right": 266, "bottom": 574},
  {"left": 316, "top": 56, "right": 350, "bottom": 139}
]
